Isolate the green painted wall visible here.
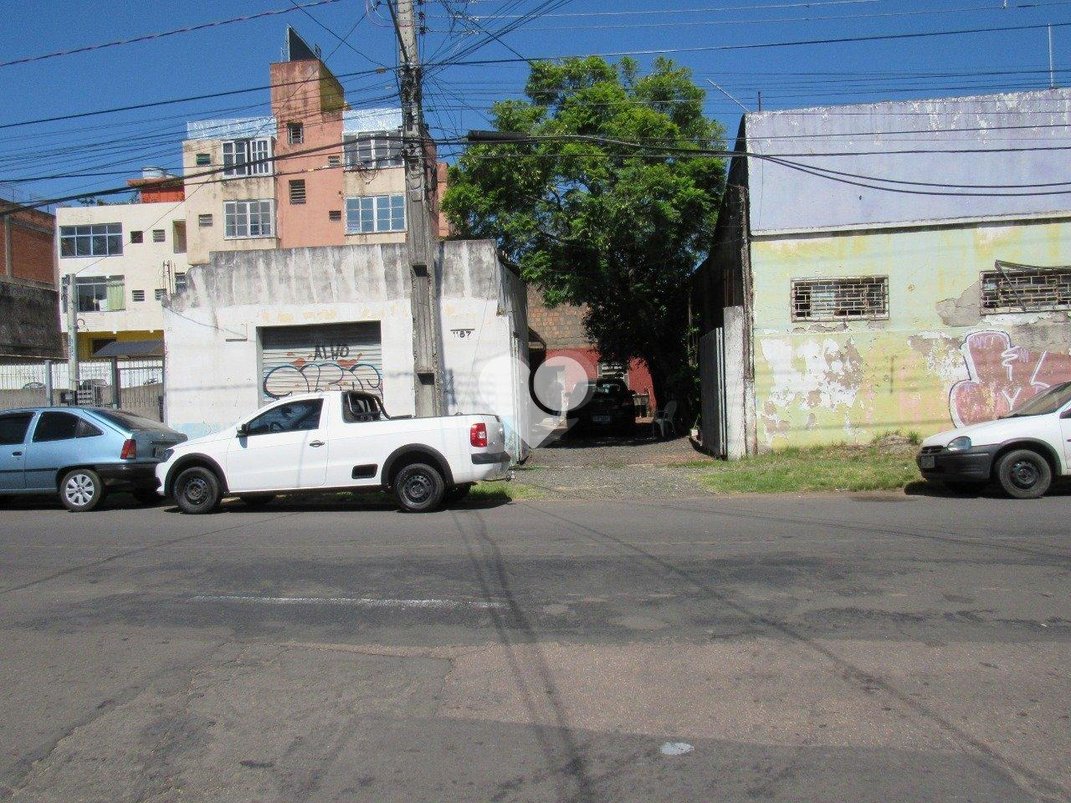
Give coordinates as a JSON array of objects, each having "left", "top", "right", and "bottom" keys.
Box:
[{"left": 749, "top": 219, "right": 1071, "bottom": 449}]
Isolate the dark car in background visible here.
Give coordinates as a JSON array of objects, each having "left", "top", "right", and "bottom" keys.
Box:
[
  {"left": 0, "top": 407, "right": 187, "bottom": 511},
  {"left": 569, "top": 378, "right": 636, "bottom": 435}
]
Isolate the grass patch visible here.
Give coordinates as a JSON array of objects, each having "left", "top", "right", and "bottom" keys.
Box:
[
  {"left": 468, "top": 480, "right": 548, "bottom": 502},
  {"left": 698, "top": 436, "right": 920, "bottom": 494}
]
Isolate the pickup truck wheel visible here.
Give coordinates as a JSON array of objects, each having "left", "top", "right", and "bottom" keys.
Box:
[
  {"left": 996, "top": 449, "right": 1051, "bottom": 499},
  {"left": 394, "top": 462, "right": 445, "bottom": 513},
  {"left": 174, "top": 466, "right": 222, "bottom": 514},
  {"left": 59, "top": 468, "right": 107, "bottom": 512}
]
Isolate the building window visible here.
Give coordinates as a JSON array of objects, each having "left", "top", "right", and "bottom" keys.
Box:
[
  {"left": 981, "top": 262, "right": 1071, "bottom": 313},
  {"left": 155, "top": 289, "right": 166, "bottom": 301},
  {"left": 287, "top": 122, "right": 304, "bottom": 145},
  {"left": 132, "top": 289, "right": 145, "bottom": 302},
  {"left": 289, "top": 180, "right": 306, "bottom": 205},
  {"left": 344, "top": 132, "right": 403, "bottom": 170},
  {"left": 345, "top": 195, "right": 406, "bottom": 234},
  {"left": 327, "top": 155, "right": 342, "bottom": 168},
  {"left": 198, "top": 213, "right": 213, "bottom": 228},
  {"left": 195, "top": 153, "right": 211, "bottom": 166},
  {"left": 75, "top": 276, "right": 125, "bottom": 312},
  {"left": 328, "top": 210, "right": 342, "bottom": 222},
  {"left": 791, "top": 277, "right": 888, "bottom": 321},
  {"left": 130, "top": 230, "right": 143, "bottom": 244},
  {"left": 59, "top": 223, "right": 122, "bottom": 257},
  {"left": 222, "top": 138, "right": 272, "bottom": 177},
  {"left": 152, "top": 229, "right": 165, "bottom": 242},
  {"left": 224, "top": 199, "right": 274, "bottom": 239},
  {"left": 175, "top": 272, "right": 187, "bottom": 293}
]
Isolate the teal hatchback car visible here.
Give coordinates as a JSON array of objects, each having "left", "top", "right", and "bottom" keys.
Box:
[{"left": 0, "top": 407, "right": 186, "bottom": 511}]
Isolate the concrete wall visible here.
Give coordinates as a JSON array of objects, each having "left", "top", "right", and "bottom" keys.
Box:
[
  {"left": 163, "top": 240, "right": 530, "bottom": 460},
  {"left": 749, "top": 218, "right": 1071, "bottom": 449},
  {"left": 0, "top": 282, "right": 62, "bottom": 359}
]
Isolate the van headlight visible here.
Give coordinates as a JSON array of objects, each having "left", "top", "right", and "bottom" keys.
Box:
[{"left": 946, "top": 436, "right": 972, "bottom": 452}]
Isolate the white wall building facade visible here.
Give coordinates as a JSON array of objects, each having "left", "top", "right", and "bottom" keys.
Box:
[{"left": 163, "top": 240, "right": 530, "bottom": 460}]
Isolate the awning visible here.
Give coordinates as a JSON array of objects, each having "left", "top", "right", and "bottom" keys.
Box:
[{"left": 92, "top": 340, "right": 164, "bottom": 358}]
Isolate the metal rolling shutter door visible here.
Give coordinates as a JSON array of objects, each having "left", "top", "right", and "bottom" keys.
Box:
[{"left": 259, "top": 322, "right": 383, "bottom": 401}]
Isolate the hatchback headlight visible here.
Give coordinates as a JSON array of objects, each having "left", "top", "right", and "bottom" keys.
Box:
[{"left": 946, "top": 436, "right": 972, "bottom": 452}]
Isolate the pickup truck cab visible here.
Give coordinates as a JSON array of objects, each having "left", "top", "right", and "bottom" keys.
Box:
[
  {"left": 156, "top": 391, "right": 511, "bottom": 513},
  {"left": 917, "top": 379, "right": 1071, "bottom": 498}
]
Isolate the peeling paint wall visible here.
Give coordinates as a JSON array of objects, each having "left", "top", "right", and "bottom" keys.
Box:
[{"left": 750, "top": 219, "right": 1071, "bottom": 448}]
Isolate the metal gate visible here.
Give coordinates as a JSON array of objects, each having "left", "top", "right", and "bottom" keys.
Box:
[
  {"left": 698, "top": 328, "right": 727, "bottom": 458},
  {"left": 259, "top": 322, "right": 383, "bottom": 401}
]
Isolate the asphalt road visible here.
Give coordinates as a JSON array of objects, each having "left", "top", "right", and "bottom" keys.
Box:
[{"left": 0, "top": 490, "right": 1069, "bottom": 802}]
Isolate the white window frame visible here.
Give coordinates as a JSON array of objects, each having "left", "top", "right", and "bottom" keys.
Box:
[
  {"left": 343, "top": 131, "right": 403, "bottom": 170},
  {"left": 345, "top": 195, "right": 406, "bottom": 234},
  {"left": 74, "top": 275, "right": 125, "bottom": 312},
  {"left": 222, "top": 138, "right": 273, "bottom": 177},
  {"left": 224, "top": 200, "right": 275, "bottom": 239},
  {"left": 59, "top": 223, "right": 123, "bottom": 258}
]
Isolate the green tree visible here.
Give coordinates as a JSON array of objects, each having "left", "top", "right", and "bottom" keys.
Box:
[{"left": 443, "top": 56, "right": 725, "bottom": 412}]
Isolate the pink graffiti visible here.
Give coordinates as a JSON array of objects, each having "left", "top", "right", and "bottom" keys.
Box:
[{"left": 950, "top": 330, "right": 1071, "bottom": 426}]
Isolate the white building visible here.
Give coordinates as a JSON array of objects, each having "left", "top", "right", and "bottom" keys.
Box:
[
  {"left": 163, "top": 240, "right": 531, "bottom": 460},
  {"left": 55, "top": 174, "right": 189, "bottom": 359}
]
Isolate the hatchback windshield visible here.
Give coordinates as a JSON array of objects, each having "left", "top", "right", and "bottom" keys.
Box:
[{"left": 1004, "top": 381, "right": 1071, "bottom": 417}]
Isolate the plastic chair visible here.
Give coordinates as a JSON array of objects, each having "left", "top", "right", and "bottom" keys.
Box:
[{"left": 651, "top": 400, "right": 678, "bottom": 439}]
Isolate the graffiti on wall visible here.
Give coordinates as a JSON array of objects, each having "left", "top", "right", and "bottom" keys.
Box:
[
  {"left": 262, "top": 357, "right": 382, "bottom": 400},
  {"left": 950, "top": 330, "right": 1071, "bottom": 426}
]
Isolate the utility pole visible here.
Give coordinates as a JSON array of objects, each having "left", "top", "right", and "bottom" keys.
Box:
[
  {"left": 394, "top": 0, "right": 444, "bottom": 416},
  {"left": 63, "top": 274, "right": 79, "bottom": 396}
]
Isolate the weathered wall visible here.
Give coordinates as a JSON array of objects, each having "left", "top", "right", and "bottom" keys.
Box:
[
  {"left": 163, "top": 241, "right": 529, "bottom": 459},
  {"left": 2, "top": 203, "right": 55, "bottom": 284},
  {"left": 0, "top": 282, "right": 62, "bottom": 359},
  {"left": 750, "top": 218, "right": 1071, "bottom": 449}
]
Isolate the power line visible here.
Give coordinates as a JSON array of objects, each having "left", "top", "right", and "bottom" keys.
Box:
[{"left": 0, "top": 0, "right": 345, "bottom": 70}]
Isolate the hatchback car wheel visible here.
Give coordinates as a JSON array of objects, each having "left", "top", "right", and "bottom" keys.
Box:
[
  {"left": 59, "top": 468, "right": 106, "bottom": 512},
  {"left": 174, "top": 466, "right": 222, "bottom": 514},
  {"left": 996, "top": 449, "right": 1052, "bottom": 499}
]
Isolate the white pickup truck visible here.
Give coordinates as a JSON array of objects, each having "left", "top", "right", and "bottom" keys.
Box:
[{"left": 156, "top": 391, "right": 511, "bottom": 513}]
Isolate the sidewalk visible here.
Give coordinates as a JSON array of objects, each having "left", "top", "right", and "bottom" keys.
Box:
[{"left": 516, "top": 429, "right": 718, "bottom": 500}]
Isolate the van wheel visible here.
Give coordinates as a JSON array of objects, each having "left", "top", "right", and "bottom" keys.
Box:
[
  {"left": 394, "top": 463, "right": 445, "bottom": 513},
  {"left": 996, "top": 449, "right": 1051, "bottom": 499},
  {"left": 59, "top": 468, "right": 106, "bottom": 512},
  {"left": 174, "top": 466, "right": 222, "bottom": 514}
]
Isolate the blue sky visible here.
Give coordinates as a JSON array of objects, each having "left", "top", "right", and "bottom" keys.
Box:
[{"left": 2, "top": 0, "right": 1070, "bottom": 206}]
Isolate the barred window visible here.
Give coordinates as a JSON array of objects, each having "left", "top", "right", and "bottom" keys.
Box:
[
  {"left": 131, "top": 289, "right": 145, "bottom": 302},
  {"left": 198, "top": 214, "right": 213, "bottom": 228},
  {"left": 152, "top": 229, "right": 165, "bottom": 242},
  {"left": 981, "top": 262, "right": 1071, "bottom": 313},
  {"left": 792, "top": 277, "right": 888, "bottom": 321}
]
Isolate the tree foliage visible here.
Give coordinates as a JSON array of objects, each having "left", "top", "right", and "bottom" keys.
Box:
[{"left": 442, "top": 56, "right": 725, "bottom": 410}]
